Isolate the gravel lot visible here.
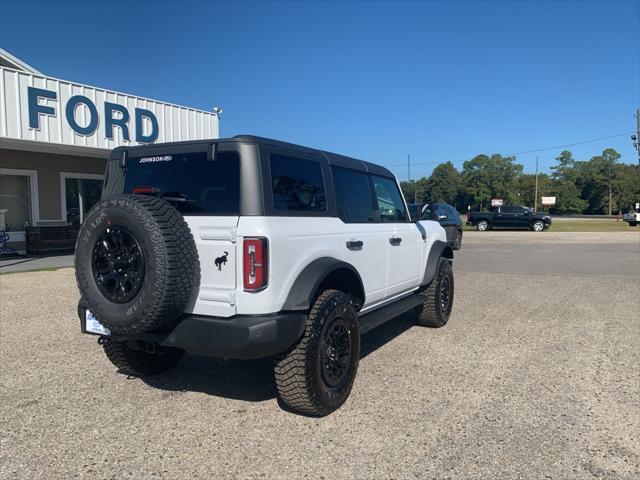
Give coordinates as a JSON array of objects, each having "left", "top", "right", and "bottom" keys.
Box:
[{"left": 1, "top": 233, "right": 639, "bottom": 479}]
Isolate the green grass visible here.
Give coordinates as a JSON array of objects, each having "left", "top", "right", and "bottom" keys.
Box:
[
  {"left": 547, "top": 220, "right": 639, "bottom": 232},
  {"left": 462, "top": 218, "right": 638, "bottom": 232}
]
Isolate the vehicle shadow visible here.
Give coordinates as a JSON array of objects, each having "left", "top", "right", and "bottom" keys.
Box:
[{"left": 139, "top": 311, "right": 416, "bottom": 403}]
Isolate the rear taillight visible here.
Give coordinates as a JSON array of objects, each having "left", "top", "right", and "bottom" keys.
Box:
[
  {"left": 243, "top": 237, "right": 268, "bottom": 291},
  {"left": 132, "top": 186, "right": 160, "bottom": 195}
]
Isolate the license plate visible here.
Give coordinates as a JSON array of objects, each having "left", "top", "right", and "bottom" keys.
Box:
[{"left": 85, "top": 309, "right": 110, "bottom": 336}]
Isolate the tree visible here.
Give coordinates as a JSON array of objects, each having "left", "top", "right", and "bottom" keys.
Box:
[
  {"left": 612, "top": 163, "right": 640, "bottom": 213},
  {"left": 578, "top": 149, "right": 621, "bottom": 214},
  {"left": 551, "top": 150, "right": 576, "bottom": 181},
  {"left": 518, "top": 173, "right": 552, "bottom": 210},
  {"left": 602, "top": 148, "right": 621, "bottom": 215},
  {"left": 462, "top": 154, "right": 523, "bottom": 210},
  {"left": 552, "top": 181, "right": 588, "bottom": 214},
  {"left": 422, "top": 162, "right": 462, "bottom": 207},
  {"left": 399, "top": 177, "right": 428, "bottom": 204}
]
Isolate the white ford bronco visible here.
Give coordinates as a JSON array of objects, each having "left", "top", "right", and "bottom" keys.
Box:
[{"left": 75, "top": 136, "right": 454, "bottom": 416}]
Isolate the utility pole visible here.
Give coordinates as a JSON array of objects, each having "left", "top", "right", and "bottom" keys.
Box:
[
  {"left": 407, "top": 154, "right": 411, "bottom": 182},
  {"left": 534, "top": 156, "right": 539, "bottom": 211}
]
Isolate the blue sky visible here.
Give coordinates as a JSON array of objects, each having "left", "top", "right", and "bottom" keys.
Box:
[{"left": 1, "top": 0, "right": 638, "bottom": 179}]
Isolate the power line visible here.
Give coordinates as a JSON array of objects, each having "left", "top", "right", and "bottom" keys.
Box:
[
  {"left": 385, "top": 131, "right": 634, "bottom": 168},
  {"left": 503, "top": 132, "right": 633, "bottom": 156}
]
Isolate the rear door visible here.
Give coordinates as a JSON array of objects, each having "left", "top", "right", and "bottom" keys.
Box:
[
  {"left": 332, "top": 167, "right": 388, "bottom": 307},
  {"left": 371, "top": 175, "right": 421, "bottom": 298},
  {"left": 123, "top": 146, "right": 241, "bottom": 317}
]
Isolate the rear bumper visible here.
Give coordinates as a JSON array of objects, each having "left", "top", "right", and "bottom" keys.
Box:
[{"left": 78, "top": 303, "right": 307, "bottom": 360}]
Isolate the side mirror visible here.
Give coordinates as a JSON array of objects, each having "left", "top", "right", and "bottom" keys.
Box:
[{"left": 438, "top": 214, "right": 448, "bottom": 221}]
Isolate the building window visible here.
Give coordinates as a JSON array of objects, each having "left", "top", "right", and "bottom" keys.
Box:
[
  {"left": 0, "top": 174, "right": 33, "bottom": 232},
  {"left": 0, "top": 174, "right": 33, "bottom": 231},
  {"left": 63, "top": 176, "right": 103, "bottom": 225}
]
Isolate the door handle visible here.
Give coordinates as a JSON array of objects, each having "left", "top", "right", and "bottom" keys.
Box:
[
  {"left": 346, "top": 240, "right": 364, "bottom": 250},
  {"left": 389, "top": 236, "right": 402, "bottom": 246}
]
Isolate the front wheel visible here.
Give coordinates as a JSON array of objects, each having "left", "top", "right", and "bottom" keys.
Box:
[
  {"left": 476, "top": 220, "right": 489, "bottom": 231},
  {"left": 531, "top": 220, "right": 545, "bottom": 232},
  {"left": 102, "top": 338, "right": 185, "bottom": 376},
  {"left": 274, "top": 289, "right": 360, "bottom": 416},
  {"left": 415, "top": 257, "right": 454, "bottom": 328}
]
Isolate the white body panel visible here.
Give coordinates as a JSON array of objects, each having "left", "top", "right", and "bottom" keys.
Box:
[
  {"left": 184, "top": 216, "right": 239, "bottom": 318},
  {"left": 185, "top": 214, "right": 447, "bottom": 318}
]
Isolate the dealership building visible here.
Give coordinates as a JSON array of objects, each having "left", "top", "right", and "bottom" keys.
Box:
[{"left": 0, "top": 49, "right": 220, "bottom": 253}]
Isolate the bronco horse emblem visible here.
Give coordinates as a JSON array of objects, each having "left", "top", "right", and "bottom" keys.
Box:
[{"left": 214, "top": 251, "right": 229, "bottom": 271}]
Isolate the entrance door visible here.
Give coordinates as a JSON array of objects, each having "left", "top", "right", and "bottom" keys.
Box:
[{"left": 63, "top": 174, "right": 104, "bottom": 225}]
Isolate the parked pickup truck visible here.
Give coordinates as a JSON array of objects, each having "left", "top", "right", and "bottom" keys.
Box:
[
  {"left": 467, "top": 205, "right": 552, "bottom": 231},
  {"left": 622, "top": 211, "right": 640, "bottom": 226}
]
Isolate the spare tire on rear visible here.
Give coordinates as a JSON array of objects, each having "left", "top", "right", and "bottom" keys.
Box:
[{"left": 75, "top": 194, "right": 200, "bottom": 336}]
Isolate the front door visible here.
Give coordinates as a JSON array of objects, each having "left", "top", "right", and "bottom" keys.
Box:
[
  {"left": 371, "top": 175, "right": 421, "bottom": 298},
  {"left": 436, "top": 203, "right": 455, "bottom": 243}
]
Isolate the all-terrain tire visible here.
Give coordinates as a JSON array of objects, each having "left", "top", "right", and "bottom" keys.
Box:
[
  {"left": 102, "top": 337, "right": 185, "bottom": 376},
  {"left": 274, "top": 289, "right": 360, "bottom": 416},
  {"left": 75, "top": 194, "right": 200, "bottom": 336},
  {"left": 415, "top": 257, "right": 454, "bottom": 328}
]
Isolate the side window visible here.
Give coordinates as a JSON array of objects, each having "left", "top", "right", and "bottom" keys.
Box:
[
  {"left": 270, "top": 154, "right": 326, "bottom": 212},
  {"left": 332, "top": 167, "right": 375, "bottom": 223},
  {"left": 372, "top": 176, "right": 408, "bottom": 222},
  {"left": 436, "top": 204, "right": 449, "bottom": 218},
  {"left": 421, "top": 203, "right": 435, "bottom": 220}
]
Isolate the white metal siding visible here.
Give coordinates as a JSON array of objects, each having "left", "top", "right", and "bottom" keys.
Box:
[{"left": 0, "top": 66, "right": 219, "bottom": 150}]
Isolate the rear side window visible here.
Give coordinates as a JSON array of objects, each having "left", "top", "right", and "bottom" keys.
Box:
[
  {"left": 270, "top": 154, "right": 326, "bottom": 212},
  {"left": 372, "top": 176, "right": 408, "bottom": 222},
  {"left": 124, "top": 151, "right": 240, "bottom": 215},
  {"left": 332, "top": 167, "right": 375, "bottom": 223}
]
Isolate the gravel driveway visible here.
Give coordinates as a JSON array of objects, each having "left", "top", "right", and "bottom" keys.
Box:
[{"left": 1, "top": 234, "right": 638, "bottom": 479}]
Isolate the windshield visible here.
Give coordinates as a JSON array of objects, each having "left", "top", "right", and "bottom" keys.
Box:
[{"left": 124, "top": 150, "right": 240, "bottom": 215}]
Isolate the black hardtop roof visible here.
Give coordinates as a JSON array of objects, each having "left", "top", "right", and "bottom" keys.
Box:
[{"left": 110, "top": 135, "right": 395, "bottom": 179}]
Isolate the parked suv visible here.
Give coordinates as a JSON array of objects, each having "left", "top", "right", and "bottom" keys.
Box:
[
  {"left": 421, "top": 203, "right": 463, "bottom": 250},
  {"left": 75, "top": 136, "right": 455, "bottom": 416}
]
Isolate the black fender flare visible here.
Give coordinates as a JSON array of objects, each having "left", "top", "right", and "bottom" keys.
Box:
[
  {"left": 420, "top": 240, "right": 453, "bottom": 287},
  {"left": 282, "top": 257, "right": 365, "bottom": 311}
]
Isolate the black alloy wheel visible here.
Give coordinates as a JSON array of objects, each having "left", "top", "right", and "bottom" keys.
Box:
[
  {"left": 439, "top": 273, "right": 452, "bottom": 312},
  {"left": 321, "top": 318, "right": 352, "bottom": 388},
  {"left": 92, "top": 226, "right": 145, "bottom": 304}
]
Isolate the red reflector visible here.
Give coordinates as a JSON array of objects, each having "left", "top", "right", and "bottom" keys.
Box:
[
  {"left": 132, "top": 186, "right": 159, "bottom": 194},
  {"left": 243, "top": 237, "right": 268, "bottom": 291}
]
